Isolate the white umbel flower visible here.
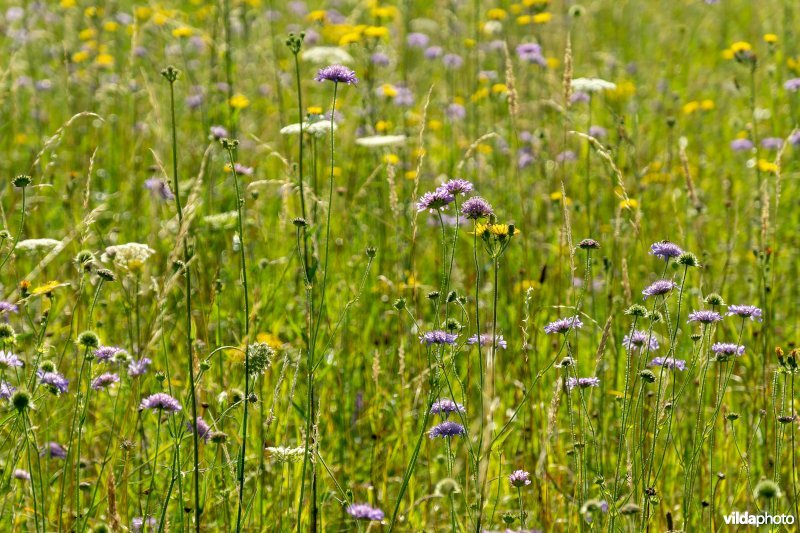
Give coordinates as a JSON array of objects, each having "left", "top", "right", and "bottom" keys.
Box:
[
  {"left": 15, "top": 238, "right": 61, "bottom": 254},
  {"left": 355, "top": 135, "right": 407, "bottom": 148},
  {"left": 301, "top": 46, "right": 354, "bottom": 65},
  {"left": 102, "top": 243, "right": 155, "bottom": 270},
  {"left": 570, "top": 77, "right": 617, "bottom": 93}
]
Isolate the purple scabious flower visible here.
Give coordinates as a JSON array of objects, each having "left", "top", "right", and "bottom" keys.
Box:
[
  {"left": 642, "top": 280, "right": 676, "bottom": 299},
  {"left": 145, "top": 178, "right": 175, "bottom": 201},
  {"left": 790, "top": 131, "right": 800, "bottom": 146},
  {"left": 0, "top": 381, "right": 15, "bottom": 399},
  {"left": 687, "top": 310, "right": 723, "bottom": 324},
  {"left": 588, "top": 126, "right": 608, "bottom": 138},
  {"left": 442, "top": 53, "right": 464, "bottom": 69},
  {"left": 187, "top": 416, "right": 211, "bottom": 442},
  {"left": 566, "top": 377, "right": 600, "bottom": 390},
  {"left": 446, "top": 103, "right": 466, "bottom": 120},
  {"left": 441, "top": 178, "right": 473, "bottom": 195},
  {"left": 623, "top": 331, "right": 659, "bottom": 352},
  {"left": 41, "top": 441, "right": 67, "bottom": 459},
  {"left": 13, "top": 469, "right": 30, "bottom": 481},
  {"left": 416, "top": 188, "right": 455, "bottom": 212},
  {"left": 726, "top": 305, "right": 763, "bottom": 322},
  {"left": 0, "top": 351, "right": 23, "bottom": 370},
  {"left": 509, "top": 469, "right": 532, "bottom": 487},
  {"left": 649, "top": 241, "right": 683, "bottom": 260},
  {"left": 518, "top": 151, "right": 535, "bottom": 169},
  {"left": 424, "top": 46, "right": 443, "bottom": 59},
  {"left": 140, "top": 393, "right": 182, "bottom": 413},
  {"left": 467, "top": 334, "right": 507, "bottom": 349},
  {"left": 461, "top": 197, "right": 494, "bottom": 219},
  {"left": 430, "top": 399, "right": 466, "bottom": 417},
  {"left": 730, "top": 138, "right": 754, "bottom": 152},
  {"left": 516, "top": 43, "right": 546, "bottom": 65},
  {"left": 544, "top": 316, "right": 583, "bottom": 335},
  {"left": 0, "top": 301, "right": 18, "bottom": 315},
  {"left": 314, "top": 65, "right": 358, "bottom": 85},
  {"left": 94, "top": 345, "right": 124, "bottom": 363},
  {"left": 420, "top": 330, "right": 458, "bottom": 346},
  {"left": 570, "top": 91, "right": 590, "bottom": 104},
  {"left": 556, "top": 150, "right": 577, "bottom": 163},
  {"left": 346, "top": 503, "right": 385, "bottom": 521},
  {"left": 37, "top": 370, "right": 69, "bottom": 394},
  {"left": 393, "top": 86, "right": 414, "bottom": 106},
  {"left": 210, "top": 125, "right": 228, "bottom": 139},
  {"left": 128, "top": 357, "right": 152, "bottom": 377},
  {"left": 91, "top": 372, "right": 120, "bottom": 391},
  {"left": 370, "top": 52, "right": 390, "bottom": 66},
  {"left": 712, "top": 342, "right": 745, "bottom": 357},
  {"left": 131, "top": 517, "right": 157, "bottom": 533},
  {"left": 407, "top": 32, "right": 430, "bottom": 48},
  {"left": 761, "top": 137, "right": 783, "bottom": 150},
  {"left": 649, "top": 357, "right": 687, "bottom": 371},
  {"left": 428, "top": 420, "right": 466, "bottom": 438},
  {"left": 785, "top": 78, "right": 800, "bottom": 92}
]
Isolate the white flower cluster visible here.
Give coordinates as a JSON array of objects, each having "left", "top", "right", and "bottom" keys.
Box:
[
  {"left": 102, "top": 243, "right": 156, "bottom": 270},
  {"left": 15, "top": 238, "right": 61, "bottom": 254},
  {"left": 570, "top": 77, "right": 617, "bottom": 93},
  {"left": 265, "top": 446, "right": 306, "bottom": 464}
]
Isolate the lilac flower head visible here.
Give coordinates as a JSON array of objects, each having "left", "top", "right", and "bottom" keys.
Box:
[
  {"left": 37, "top": 370, "right": 69, "bottom": 394},
  {"left": 556, "top": 150, "right": 577, "bottom": 163},
  {"left": 430, "top": 399, "right": 466, "bottom": 417},
  {"left": 13, "top": 469, "right": 30, "bottom": 481},
  {"left": 785, "top": 78, "right": 800, "bottom": 92},
  {"left": 761, "top": 137, "right": 783, "bottom": 150},
  {"left": 711, "top": 343, "right": 745, "bottom": 358},
  {"left": 726, "top": 305, "right": 763, "bottom": 322},
  {"left": 649, "top": 240, "right": 683, "bottom": 260},
  {"left": 187, "top": 416, "right": 212, "bottom": 442},
  {"left": 407, "top": 32, "right": 430, "bottom": 48},
  {"left": 790, "top": 131, "right": 800, "bottom": 146},
  {"left": 570, "top": 91, "right": 590, "bottom": 104},
  {"left": 424, "top": 46, "right": 443, "bottom": 59},
  {"left": 314, "top": 65, "right": 358, "bottom": 85},
  {"left": 467, "top": 334, "right": 507, "bottom": 349},
  {"left": 566, "top": 377, "right": 600, "bottom": 390},
  {"left": 730, "top": 138, "right": 754, "bottom": 152},
  {"left": 393, "top": 86, "right": 414, "bottom": 106},
  {"left": 642, "top": 280, "right": 676, "bottom": 299},
  {"left": 516, "top": 43, "right": 546, "bottom": 65},
  {"left": 649, "top": 357, "right": 687, "bottom": 371},
  {"left": 346, "top": 504, "right": 385, "bottom": 521},
  {"left": 509, "top": 469, "right": 532, "bottom": 487},
  {"left": 623, "top": 331, "right": 659, "bottom": 352},
  {"left": 442, "top": 53, "right": 464, "bottom": 69},
  {"left": 41, "top": 441, "right": 67, "bottom": 459},
  {"left": 91, "top": 372, "right": 120, "bottom": 391},
  {"left": 0, "top": 381, "right": 15, "bottom": 399},
  {"left": 420, "top": 330, "right": 458, "bottom": 346},
  {"left": 428, "top": 420, "right": 467, "bottom": 438},
  {"left": 461, "top": 197, "right": 494, "bottom": 219},
  {"left": 131, "top": 517, "right": 157, "bottom": 533},
  {"left": 416, "top": 188, "right": 455, "bottom": 212},
  {"left": 441, "top": 178, "right": 473, "bottom": 195},
  {"left": 544, "top": 316, "right": 583, "bottom": 335},
  {"left": 128, "top": 357, "right": 152, "bottom": 377},
  {"left": 140, "top": 393, "right": 182, "bottom": 413},
  {"left": 0, "top": 301, "right": 18, "bottom": 315},
  {"left": 0, "top": 351, "right": 23, "bottom": 370},
  {"left": 94, "top": 345, "right": 125, "bottom": 363},
  {"left": 210, "top": 125, "right": 229, "bottom": 139},
  {"left": 589, "top": 126, "right": 608, "bottom": 138},
  {"left": 370, "top": 52, "right": 390, "bottom": 66},
  {"left": 687, "top": 310, "right": 723, "bottom": 324},
  {"left": 446, "top": 103, "right": 466, "bottom": 120}
]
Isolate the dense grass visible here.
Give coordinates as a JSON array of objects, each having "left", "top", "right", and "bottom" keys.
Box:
[{"left": 1, "top": 1, "right": 799, "bottom": 531}]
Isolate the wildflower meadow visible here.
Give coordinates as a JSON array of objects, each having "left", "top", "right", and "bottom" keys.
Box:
[{"left": 1, "top": 0, "right": 800, "bottom": 531}]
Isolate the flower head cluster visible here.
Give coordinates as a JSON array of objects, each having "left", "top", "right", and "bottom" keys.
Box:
[
  {"left": 266, "top": 446, "right": 306, "bottom": 464},
  {"left": 188, "top": 416, "right": 212, "bottom": 442},
  {"left": 346, "top": 504, "right": 384, "bottom": 521},
  {"left": 571, "top": 77, "right": 617, "bottom": 93},
  {"left": 420, "top": 330, "right": 458, "bottom": 346},
  {"left": 140, "top": 393, "right": 182, "bottom": 413},
  {"left": 726, "top": 305, "right": 763, "bottom": 322},
  {"left": 461, "top": 197, "right": 494, "bottom": 219},
  {"left": 712, "top": 343, "right": 745, "bottom": 360},
  {"left": 467, "top": 334, "right": 507, "bottom": 349},
  {"left": 94, "top": 345, "right": 126, "bottom": 363},
  {"left": 428, "top": 420, "right": 466, "bottom": 438},
  {"left": 649, "top": 357, "right": 687, "bottom": 371},
  {"left": 0, "top": 301, "right": 18, "bottom": 315},
  {"left": 509, "top": 469, "right": 532, "bottom": 487},
  {"left": 642, "top": 279, "right": 676, "bottom": 299},
  {"left": 516, "top": 43, "right": 546, "bottom": 65},
  {"left": 41, "top": 441, "right": 66, "bottom": 459},
  {"left": 102, "top": 243, "right": 156, "bottom": 271},
  {"left": 314, "top": 64, "right": 358, "bottom": 84},
  {"left": 687, "top": 310, "right": 723, "bottom": 324},
  {"left": 0, "top": 381, "right": 15, "bottom": 400},
  {"left": 430, "top": 399, "right": 466, "bottom": 417},
  {"left": 544, "top": 316, "right": 583, "bottom": 335},
  {"left": 0, "top": 351, "right": 23, "bottom": 370},
  {"left": 128, "top": 357, "right": 152, "bottom": 377},
  {"left": 649, "top": 241, "right": 683, "bottom": 261},
  {"left": 566, "top": 377, "right": 600, "bottom": 390},
  {"left": 37, "top": 370, "right": 69, "bottom": 395},
  {"left": 91, "top": 372, "right": 120, "bottom": 391},
  {"left": 416, "top": 188, "right": 455, "bottom": 212},
  {"left": 623, "top": 331, "right": 659, "bottom": 352}
]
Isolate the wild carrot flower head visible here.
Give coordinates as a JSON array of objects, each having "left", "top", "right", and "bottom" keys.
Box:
[
  {"left": 428, "top": 420, "right": 466, "bottom": 438},
  {"left": 461, "top": 197, "right": 494, "bottom": 219},
  {"left": 314, "top": 64, "right": 358, "bottom": 85},
  {"left": 139, "top": 393, "right": 182, "bottom": 413},
  {"left": 642, "top": 279, "right": 676, "bottom": 299},
  {"left": 346, "top": 504, "right": 385, "bottom": 521},
  {"left": 420, "top": 330, "right": 457, "bottom": 345},
  {"left": 509, "top": 469, "right": 532, "bottom": 487},
  {"left": 430, "top": 399, "right": 466, "bottom": 417},
  {"left": 726, "top": 305, "right": 763, "bottom": 322},
  {"left": 623, "top": 331, "right": 659, "bottom": 352},
  {"left": 566, "top": 377, "right": 600, "bottom": 390},
  {"left": 687, "top": 310, "right": 723, "bottom": 324},
  {"left": 649, "top": 357, "right": 687, "bottom": 371},
  {"left": 544, "top": 316, "right": 583, "bottom": 335},
  {"left": 649, "top": 240, "right": 683, "bottom": 260}
]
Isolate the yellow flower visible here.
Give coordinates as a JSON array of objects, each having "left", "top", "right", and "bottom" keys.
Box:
[
  {"left": 492, "top": 83, "right": 508, "bottom": 94},
  {"left": 487, "top": 8, "right": 507, "bottom": 20},
  {"left": 364, "top": 26, "right": 389, "bottom": 39},
  {"left": 380, "top": 83, "right": 398, "bottom": 97},
  {"left": 14, "top": 133, "right": 27, "bottom": 145},
  {"left": 229, "top": 94, "right": 250, "bottom": 109},
  {"left": 103, "top": 21, "right": 119, "bottom": 32},
  {"left": 307, "top": 10, "right": 327, "bottom": 22},
  {"left": 79, "top": 28, "right": 96, "bottom": 41},
  {"left": 619, "top": 198, "right": 639, "bottom": 210},
  {"left": 372, "top": 6, "right": 398, "bottom": 19},
  {"left": 31, "top": 281, "right": 69, "bottom": 297},
  {"left": 757, "top": 159, "right": 778, "bottom": 173},
  {"left": 730, "top": 41, "right": 752, "bottom": 53},
  {"left": 172, "top": 26, "right": 193, "bottom": 38},
  {"left": 59, "top": 0, "right": 76, "bottom": 8},
  {"left": 510, "top": 4, "right": 523, "bottom": 15},
  {"left": 608, "top": 80, "right": 636, "bottom": 100},
  {"left": 255, "top": 332, "right": 282, "bottom": 349},
  {"left": 376, "top": 120, "right": 392, "bottom": 132},
  {"left": 700, "top": 99, "right": 715, "bottom": 111},
  {"left": 464, "top": 38, "right": 476, "bottom": 48},
  {"left": 524, "top": 0, "right": 551, "bottom": 5},
  {"left": 764, "top": 33, "right": 778, "bottom": 44},
  {"left": 339, "top": 32, "right": 362, "bottom": 46},
  {"left": 428, "top": 119, "right": 443, "bottom": 131},
  {"left": 404, "top": 170, "right": 417, "bottom": 180},
  {"left": 516, "top": 15, "right": 532, "bottom": 25},
  {"left": 533, "top": 12, "right": 552, "bottom": 24},
  {"left": 95, "top": 53, "right": 114, "bottom": 67},
  {"left": 307, "top": 106, "right": 323, "bottom": 115},
  {"left": 721, "top": 49, "right": 734, "bottom": 60},
  {"left": 383, "top": 153, "right": 400, "bottom": 165},
  {"left": 72, "top": 50, "right": 90, "bottom": 63},
  {"left": 135, "top": 7, "right": 152, "bottom": 20},
  {"left": 682, "top": 101, "right": 700, "bottom": 115},
  {"left": 471, "top": 87, "right": 490, "bottom": 102},
  {"left": 546, "top": 57, "right": 560, "bottom": 69}
]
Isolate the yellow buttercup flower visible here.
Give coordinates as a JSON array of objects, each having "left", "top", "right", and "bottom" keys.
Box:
[
  {"left": 682, "top": 101, "right": 700, "bottom": 115},
  {"left": 757, "top": 159, "right": 778, "bottom": 173},
  {"left": 103, "top": 21, "right": 119, "bottom": 32},
  {"left": 364, "top": 26, "right": 389, "bottom": 39},
  {"left": 383, "top": 153, "right": 400, "bottom": 165},
  {"left": 372, "top": 6, "right": 398, "bottom": 19},
  {"left": 307, "top": 10, "right": 327, "bottom": 22},
  {"left": 72, "top": 50, "right": 90, "bottom": 63},
  {"left": 79, "top": 28, "right": 96, "bottom": 41},
  {"left": 229, "top": 94, "right": 250, "bottom": 109},
  {"left": 619, "top": 198, "right": 639, "bottom": 210},
  {"left": 172, "top": 26, "right": 193, "bottom": 38},
  {"left": 375, "top": 120, "right": 392, "bottom": 132},
  {"left": 533, "top": 12, "right": 552, "bottom": 24},
  {"left": 492, "top": 83, "right": 508, "bottom": 94},
  {"left": 31, "top": 281, "right": 69, "bottom": 297},
  {"left": 516, "top": 15, "right": 532, "bottom": 25},
  {"left": 380, "top": 83, "right": 398, "bottom": 97},
  {"left": 487, "top": 8, "right": 507, "bottom": 20},
  {"left": 95, "top": 53, "right": 114, "bottom": 67},
  {"left": 730, "top": 41, "right": 752, "bottom": 53},
  {"left": 764, "top": 33, "right": 778, "bottom": 44},
  {"left": 700, "top": 99, "right": 715, "bottom": 111},
  {"left": 307, "top": 106, "right": 323, "bottom": 115}
]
